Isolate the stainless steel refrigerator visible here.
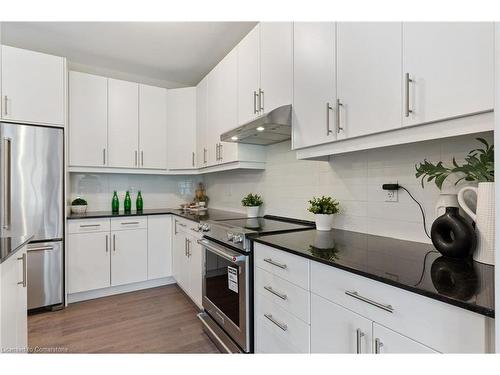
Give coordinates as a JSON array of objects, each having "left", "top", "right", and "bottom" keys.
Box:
[{"left": 1, "top": 122, "right": 63, "bottom": 310}]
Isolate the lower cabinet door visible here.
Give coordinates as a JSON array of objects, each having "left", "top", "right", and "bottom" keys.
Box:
[
  {"left": 111, "top": 229, "right": 148, "bottom": 286},
  {"left": 187, "top": 235, "right": 203, "bottom": 309},
  {"left": 311, "top": 294, "right": 372, "bottom": 353},
  {"left": 172, "top": 228, "right": 189, "bottom": 290},
  {"left": 68, "top": 232, "right": 111, "bottom": 294},
  {"left": 147, "top": 215, "right": 172, "bottom": 280},
  {"left": 373, "top": 323, "right": 439, "bottom": 354},
  {"left": 16, "top": 247, "right": 28, "bottom": 350}
]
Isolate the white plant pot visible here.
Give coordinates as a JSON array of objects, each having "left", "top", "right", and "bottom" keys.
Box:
[
  {"left": 458, "top": 182, "right": 495, "bottom": 265},
  {"left": 71, "top": 205, "right": 88, "bottom": 214},
  {"left": 315, "top": 214, "right": 333, "bottom": 231},
  {"left": 246, "top": 206, "right": 260, "bottom": 218}
]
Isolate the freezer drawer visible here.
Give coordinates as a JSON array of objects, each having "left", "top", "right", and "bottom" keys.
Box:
[{"left": 27, "top": 240, "right": 63, "bottom": 309}]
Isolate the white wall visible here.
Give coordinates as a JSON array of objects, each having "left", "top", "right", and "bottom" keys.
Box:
[
  {"left": 204, "top": 131, "right": 493, "bottom": 244},
  {"left": 68, "top": 173, "right": 203, "bottom": 211}
]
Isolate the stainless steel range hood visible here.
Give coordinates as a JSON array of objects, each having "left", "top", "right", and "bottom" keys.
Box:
[{"left": 220, "top": 105, "right": 291, "bottom": 145}]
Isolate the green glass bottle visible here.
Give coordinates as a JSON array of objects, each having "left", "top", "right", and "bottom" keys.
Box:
[
  {"left": 112, "top": 191, "right": 119, "bottom": 213},
  {"left": 124, "top": 191, "right": 132, "bottom": 212},
  {"left": 136, "top": 191, "right": 144, "bottom": 212}
]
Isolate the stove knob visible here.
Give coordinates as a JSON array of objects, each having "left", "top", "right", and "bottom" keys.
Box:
[
  {"left": 227, "top": 232, "right": 234, "bottom": 241},
  {"left": 197, "top": 223, "right": 204, "bottom": 231},
  {"left": 202, "top": 223, "right": 210, "bottom": 232},
  {"left": 233, "top": 234, "right": 243, "bottom": 244}
]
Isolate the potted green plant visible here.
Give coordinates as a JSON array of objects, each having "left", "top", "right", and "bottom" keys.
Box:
[
  {"left": 415, "top": 138, "right": 494, "bottom": 264},
  {"left": 241, "top": 193, "right": 263, "bottom": 218},
  {"left": 71, "top": 197, "right": 88, "bottom": 214},
  {"left": 308, "top": 196, "right": 339, "bottom": 231}
]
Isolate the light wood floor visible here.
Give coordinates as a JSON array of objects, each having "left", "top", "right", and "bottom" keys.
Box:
[{"left": 28, "top": 284, "right": 220, "bottom": 353}]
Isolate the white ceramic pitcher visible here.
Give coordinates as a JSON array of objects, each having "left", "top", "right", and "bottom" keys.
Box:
[{"left": 457, "top": 182, "right": 495, "bottom": 265}]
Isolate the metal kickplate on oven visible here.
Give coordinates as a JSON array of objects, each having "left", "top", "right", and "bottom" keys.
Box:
[{"left": 228, "top": 266, "right": 238, "bottom": 293}]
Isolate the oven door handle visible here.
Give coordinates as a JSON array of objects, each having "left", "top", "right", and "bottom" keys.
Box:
[{"left": 197, "top": 239, "right": 246, "bottom": 263}]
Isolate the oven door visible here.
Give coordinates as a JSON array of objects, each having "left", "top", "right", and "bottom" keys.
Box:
[{"left": 199, "top": 238, "right": 249, "bottom": 352}]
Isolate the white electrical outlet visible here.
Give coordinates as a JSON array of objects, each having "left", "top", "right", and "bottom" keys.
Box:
[{"left": 385, "top": 189, "right": 398, "bottom": 202}]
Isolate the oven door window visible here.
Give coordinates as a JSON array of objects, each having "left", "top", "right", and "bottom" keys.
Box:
[{"left": 205, "top": 250, "right": 240, "bottom": 326}]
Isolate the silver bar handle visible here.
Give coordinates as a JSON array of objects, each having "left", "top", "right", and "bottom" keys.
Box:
[
  {"left": 27, "top": 246, "right": 54, "bottom": 252},
  {"left": 80, "top": 224, "right": 100, "bottom": 228},
  {"left": 219, "top": 144, "right": 223, "bottom": 161},
  {"left": 326, "top": 102, "right": 333, "bottom": 135},
  {"left": 178, "top": 222, "right": 187, "bottom": 227},
  {"left": 264, "top": 286, "right": 287, "bottom": 300},
  {"left": 187, "top": 239, "right": 191, "bottom": 257},
  {"left": 105, "top": 234, "right": 109, "bottom": 253},
  {"left": 263, "top": 258, "right": 287, "bottom": 270},
  {"left": 404, "top": 73, "right": 413, "bottom": 117},
  {"left": 192, "top": 152, "right": 195, "bottom": 167},
  {"left": 17, "top": 253, "right": 27, "bottom": 288},
  {"left": 253, "top": 91, "right": 258, "bottom": 114},
  {"left": 197, "top": 239, "right": 245, "bottom": 263},
  {"left": 3, "top": 96, "right": 8, "bottom": 116},
  {"left": 259, "top": 88, "right": 264, "bottom": 112},
  {"left": 103, "top": 148, "right": 106, "bottom": 165},
  {"left": 141, "top": 150, "right": 144, "bottom": 166},
  {"left": 113, "top": 234, "right": 116, "bottom": 252},
  {"left": 345, "top": 290, "right": 394, "bottom": 313},
  {"left": 135, "top": 150, "right": 138, "bottom": 166},
  {"left": 264, "top": 314, "right": 287, "bottom": 331},
  {"left": 375, "top": 338, "right": 384, "bottom": 354},
  {"left": 2, "top": 137, "right": 12, "bottom": 230},
  {"left": 184, "top": 238, "right": 188, "bottom": 256},
  {"left": 203, "top": 148, "right": 207, "bottom": 164},
  {"left": 121, "top": 221, "right": 140, "bottom": 225},
  {"left": 215, "top": 144, "right": 219, "bottom": 161},
  {"left": 356, "top": 328, "right": 365, "bottom": 354},
  {"left": 336, "top": 99, "right": 344, "bottom": 133}
]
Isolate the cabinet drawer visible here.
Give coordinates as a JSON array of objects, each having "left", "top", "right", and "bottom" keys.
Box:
[
  {"left": 311, "top": 262, "right": 491, "bottom": 353},
  {"left": 255, "top": 290, "right": 310, "bottom": 353},
  {"left": 255, "top": 267, "right": 310, "bottom": 323},
  {"left": 111, "top": 217, "right": 147, "bottom": 231},
  {"left": 254, "top": 243, "right": 309, "bottom": 289},
  {"left": 68, "top": 219, "right": 110, "bottom": 234}
]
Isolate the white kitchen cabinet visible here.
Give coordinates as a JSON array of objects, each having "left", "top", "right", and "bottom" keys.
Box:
[
  {"left": 147, "top": 215, "right": 172, "bottom": 280},
  {"left": 336, "top": 22, "right": 402, "bottom": 138},
  {"left": 293, "top": 22, "right": 337, "bottom": 149},
  {"left": 373, "top": 323, "right": 438, "bottom": 354},
  {"left": 196, "top": 77, "right": 209, "bottom": 167},
  {"left": 68, "top": 231, "right": 110, "bottom": 294},
  {"left": 69, "top": 71, "right": 108, "bottom": 167},
  {"left": 108, "top": 78, "right": 139, "bottom": 168},
  {"left": 186, "top": 232, "right": 203, "bottom": 308},
  {"left": 166, "top": 87, "right": 197, "bottom": 170},
  {"left": 259, "top": 22, "right": 293, "bottom": 114},
  {"left": 111, "top": 228, "right": 148, "bottom": 286},
  {"left": 172, "top": 220, "right": 189, "bottom": 289},
  {"left": 139, "top": 84, "right": 167, "bottom": 169},
  {"left": 1, "top": 45, "right": 65, "bottom": 127},
  {"left": 311, "top": 294, "right": 372, "bottom": 353},
  {"left": 402, "top": 22, "right": 494, "bottom": 126},
  {"left": 237, "top": 24, "right": 261, "bottom": 125},
  {"left": 0, "top": 245, "right": 28, "bottom": 352}
]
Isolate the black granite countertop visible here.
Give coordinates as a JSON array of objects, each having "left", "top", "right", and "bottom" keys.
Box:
[
  {"left": 252, "top": 229, "right": 495, "bottom": 318},
  {"left": 0, "top": 234, "right": 34, "bottom": 264},
  {"left": 67, "top": 208, "right": 247, "bottom": 223}
]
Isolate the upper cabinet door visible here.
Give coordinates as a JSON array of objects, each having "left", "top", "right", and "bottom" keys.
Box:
[
  {"left": 237, "top": 24, "right": 261, "bottom": 125},
  {"left": 402, "top": 22, "right": 494, "bottom": 126},
  {"left": 108, "top": 78, "right": 139, "bottom": 168},
  {"left": 1, "top": 45, "right": 65, "bottom": 126},
  {"left": 196, "top": 77, "right": 209, "bottom": 167},
  {"left": 260, "top": 22, "right": 293, "bottom": 113},
  {"left": 293, "top": 22, "right": 336, "bottom": 149},
  {"left": 69, "top": 71, "right": 108, "bottom": 167},
  {"left": 139, "top": 84, "right": 167, "bottom": 169},
  {"left": 337, "top": 22, "right": 402, "bottom": 138},
  {"left": 166, "top": 87, "right": 197, "bottom": 169}
]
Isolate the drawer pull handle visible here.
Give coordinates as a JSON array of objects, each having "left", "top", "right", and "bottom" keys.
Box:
[
  {"left": 80, "top": 224, "right": 100, "bottom": 228},
  {"left": 263, "top": 258, "right": 287, "bottom": 269},
  {"left": 345, "top": 290, "right": 394, "bottom": 313},
  {"left": 121, "top": 221, "right": 140, "bottom": 225},
  {"left": 356, "top": 328, "right": 365, "bottom": 354},
  {"left": 264, "top": 285, "right": 287, "bottom": 300},
  {"left": 264, "top": 313, "right": 287, "bottom": 331},
  {"left": 375, "top": 338, "right": 384, "bottom": 354}
]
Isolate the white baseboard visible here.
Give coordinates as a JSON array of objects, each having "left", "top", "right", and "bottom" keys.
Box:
[{"left": 67, "top": 277, "right": 176, "bottom": 304}]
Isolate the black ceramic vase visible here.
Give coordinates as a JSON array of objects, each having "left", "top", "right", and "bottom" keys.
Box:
[{"left": 430, "top": 207, "right": 476, "bottom": 258}]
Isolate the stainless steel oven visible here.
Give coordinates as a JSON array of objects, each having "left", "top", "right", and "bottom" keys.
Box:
[{"left": 198, "top": 238, "right": 250, "bottom": 353}]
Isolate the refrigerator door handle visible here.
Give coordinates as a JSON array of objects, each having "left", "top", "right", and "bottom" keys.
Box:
[{"left": 2, "top": 137, "right": 11, "bottom": 230}]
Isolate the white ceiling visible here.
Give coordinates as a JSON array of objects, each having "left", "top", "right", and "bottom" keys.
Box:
[{"left": 1, "top": 22, "right": 257, "bottom": 87}]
